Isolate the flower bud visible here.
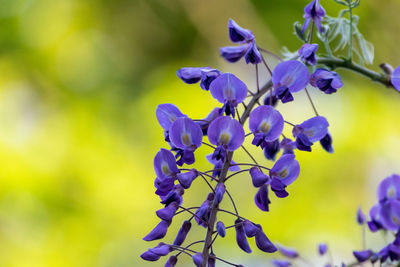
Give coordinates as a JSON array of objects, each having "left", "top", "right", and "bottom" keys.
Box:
[
  {"left": 318, "top": 243, "right": 328, "bottom": 255},
  {"left": 140, "top": 250, "right": 161, "bottom": 262},
  {"left": 216, "top": 221, "right": 226, "bottom": 237},
  {"left": 234, "top": 219, "right": 252, "bottom": 253},
  {"left": 149, "top": 242, "right": 172, "bottom": 256},
  {"left": 255, "top": 225, "right": 277, "bottom": 253},
  {"left": 173, "top": 220, "right": 192, "bottom": 246},
  {"left": 215, "top": 183, "right": 226, "bottom": 204},
  {"left": 192, "top": 252, "right": 203, "bottom": 267},
  {"left": 165, "top": 255, "right": 178, "bottom": 267},
  {"left": 277, "top": 244, "right": 299, "bottom": 258},
  {"left": 249, "top": 167, "right": 269, "bottom": 187},
  {"left": 143, "top": 220, "right": 171, "bottom": 241},
  {"left": 156, "top": 202, "right": 178, "bottom": 221},
  {"left": 177, "top": 169, "right": 198, "bottom": 189},
  {"left": 243, "top": 220, "right": 259, "bottom": 237}
]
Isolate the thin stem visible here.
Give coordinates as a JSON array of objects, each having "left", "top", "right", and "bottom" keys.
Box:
[
  {"left": 348, "top": 0, "right": 353, "bottom": 61},
  {"left": 230, "top": 163, "right": 271, "bottom": 171},
  {"left": 257, "top": 47, "right": 283, "bottom": 61},
  {"left": 304, "top": 87, "right": 319, "bottom": 116},
  {"left": 236, "top": 108, "right": 242, "bottom": 124},
  {"left": 176, "top": 240, "right": 205, "bottom": 257},
  {"left": 284, "top": 120, "right": 296, "bottom": 127},
  {"left": 245, "top": 132, "right": 253, "bottom": 138},
  {"left": 362, "top": 223, "right": 366, "bottom": 250},
  {"left": 261, "top": 54, "right": 273, "bottom": 75},
  {"left": 178, "top": 206, "right": 208, "bottom": 225},
  {"left": 225, "top": 188, "right": 239, "bottom": 215},
  {"left": 198, "top": 173, "right": 216, "bottom": 193},
  {"left": 197, "top": 171, "right": 219, "bottom": 182},
  {"left": 208, "top": 234, "right": 218, "bottom": 249},
  {"left": 225, "top": 168, "right": 252, "bottom": 181},
  {"left": 175, "top": 206, "right": 199, "bottom": 216},
  {"left": 240, "top": 145, "right": 261, "bottom": 170},
  {"left": 309, "top": 20, "right": 315, "bottom": 43},
  {"left": 316, "top": 56, "right": 393, "bottom": 89},
  {"left": 217, "top": 208, "right": 247, "bottom": 221},
  {"left": 202, "top": 142, "right": 216, "bottom": 149},
  {"left": 255, "top": 64, "right": 260, "bottom": 93}
]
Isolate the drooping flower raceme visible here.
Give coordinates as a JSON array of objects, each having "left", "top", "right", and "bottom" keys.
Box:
[
  {"left": 302, "top": 0, "right": 326, "bottom": 34},
  {"left": 272, "top": 60, "right": 310, "bottom": 103},
  {"left": 310, "top": 68, "right": 344, "bottom": 94},
  {"left": 209, "top": 73, "right": 248, "bottom": 117}
]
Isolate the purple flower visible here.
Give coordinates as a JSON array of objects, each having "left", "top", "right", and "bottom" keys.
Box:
[
  {"left": 235, "top": 218, "right": 252, "bottom": 253},
  {"left": 255, "top": 184, "right": 271, "bottom": 212},
  {"left": 244, "top": 41, "right": 262, "bottom": 64},
  {"left": 192, "top": 252, "right": 203, "bottom": 267},
  {"left": 310, "top": 69, "right": 343, "bottom": 94},
  {"left": 208, "top": 253, "right": 216, "bottom": 267},
  {"left": 207, "top": 116, "right": 245, "bottom": 161},
  {"left": 173, "top": 220, "right": 191, "bottom": 246},
  {"left": 210, "top": 73, "right": 248, "bottom": 117},
  {"left": 353, "top": 250, "right": 373, "bottom": 262},
  {"left": 357, "top": 207, "right": 366, "bottom": 225},
  {"left": 216, "top": 221, "right": 226, "bottom": 237},
  {"left": 156, "top": 202, "right": 178, "bottom": 221},
  {"left": 255, "top": 225, "right": 277, "bottom": 253},
  {"left": 379, "top": 242, "right": 400, "bottom": 263},
  {"left": 249, "top": 167, "right": 270, "bottom": 187},
  {"left": 280, "top": 138, "right": 296, "bottom": 155},
  {"left": 278, "top": 244, "right": 299, "bottom": 258},
  {"left": 380, "top": 200, "right": 400, "bottom": 231},
  {"left": 318, "top": 243, "right": 328, "bottom": 255},
  {"left": 149, "top": 242, "right": 172, "bottom": 256},
  {"left": 263, "top": 139, "right": 281, "bottom": 161},
  {"left": 243, "top": 220, "right": 260, "bottom": 237},
  {"left": 165, "top": 256, "right": 178, "bottom": 267},
  {"left": 272, "top": 60, "right": 309, "bottom": 103},
  {"left": 264, "top": 91, "right": 279, "bottom": 107},
  {"left": 249, "top": 106, "right": 284, "bottom": 146},
  {"left": 320, "top": 132, "right": 333, "bottom": 153},
  {"left": 154, "top": 177, "right": 175, "bottom": 197},
  {"left": 140, "top": 250, "right": 161, "bottom": 262},
  {"left": 302, "top": 0, "right": 326, "bottom": 34},
  {"left": 391, "top": 66, "right": 400, "bottom": 92},
  {"left": 272, "top": 259, "right": 292, "bottom": 267},
  {"left": 228, "top": 18, "right": 254, "bottom": 43},
  {"left": 176, "top": 67, "right": 221, "bottom": 90},
  {"left": 143, "top": 220, "right": 171, "bottom": 241},
  {"left": 298, "top": 44, "right": 318, "bottom": 65},
  {"left": 271, "top": 154, "right": 300, "bottom": 186},
  {"left": 293, "top": 116, "right": 329, "bottom": 151},
  {"left": 367, "top": 204, "right": 384, "bottom": 232},
  {"left": 215, "top": 183, "right": 226, "bottom": 204},
  {"left": 160, "top": 184, "right": 184, "bottom": 206},
  {"left": 177, "top": 169, "right": 198, "bottom": 189},
  {"left": 195, "top": 193, "right": 214, "bottom": 227},
  {"left": 156, "top": 104, "right": 187, "bottom": 132},
  {"left": 377, "top": 174, "right": 400, "bottom": 203},
  {"left": 169, "top": 117, "right": 203, "bottom": 166},
  {"left": 154, "top": 148, "right": 179, "bottom": 179},
  {"left": 270, "top": 178, "right": 289, "bottom": 198},
  {"left": 220, "top": 44, "right": 250, "bottom": 63}
]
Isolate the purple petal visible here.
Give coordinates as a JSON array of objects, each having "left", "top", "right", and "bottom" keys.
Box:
[
  {"left": 318, "top": 243, "right": 328, "bottom": 255},
  {"left": 173, "top": 220, "right": 191, "bottom": 246},
  {"left": 249, "top": 105, "right": 284, "bottom": 142},
  {"left": 209, "top": 73, "right": 248, "bottom": 105},
  {"left": 272, "top": 259, "right": 291, "bottom": 267},
  {"left": 176, "top": 67, "right": 204, "bottom": 84},
  {"left": 192, "top": 252, "right": 203, "bottom": 267},
  {"left": 207, "top": 116, "right": 245, "bottom": 151},
  {"left": 154, "top": 148, "right": 179, "bottom": 179},
  {"left": 391, "top": 66, "right": 400, "bottom": 92},
  {"left": 177, "top": 169, "right": 198, "bottom": 189},
  {"left": 255, "top": 225, "right": 277, "bottom": 253},
  {"left": 216, "top": 221, "right": 226, "bottom": 237},
  {"left": 278, "top": 245, "right": 299, "bottom": 258},
  {"left": 320, "top": 132, "right": 334, "bottom": 153},
  {"left": 215, "top": 183, "right": 226, "bottom": 204},
  {"left": 271, "top": 154, "right": 300, "bottom": 186},
  {"left": 220, "top": 45, "right": 249, "bottom": 63},
  {"left": 367, "top": 204, "right": 384, "bottom": 232},
  {"left": 169, "top": 117, "right": 203, "bottom": 150},
  {"left": 380, "top": 200, "right": 400, "bottom": 230},
  {"left": 165, "top": 256, "right": 178, "bottom": 267},
  {"left": 255, "top": 184, "right": 271, "bottom": 211},
  {"left": 353, "top": 250, "right": 373, "bottom": 262},
  {"left": 298, "top": 44, "right": 318, "bottom": 65},
  {"left": 270, "top": 178, "right": 289, "bottom": 198},
  {"left": 235, "top": 218, "right": 252, "bottom": 253},
  {"left": 244, "top": 41, "right": 262, "bottom": 64},
  {"left": 263, "top": 139, "right": 281, "bottom": 161},
  {"left": 296, "top": 116, "right": 329, "bottom": 143},
  {"left": 156, "top": 104, "right": 187, "bottom": 131},
  {"left": 377, "top": 174, "right": 400, "bottom": 202},
  {"left": 149, "top": 242, "right": 172, "bottom": 256},
  {"left": 200, "top": 69, "right": 222, "bottom": 90},
  {"left": 243, "top": 220, "right": 260, "bottom": 237},
  {"left": 249, "top": 167, "right": 270, "bottom": 187},
  {"left": 156, "top": 202, "right": 178, "bottom": 221},
  {"left": 310, "top": 68, "right": 343, "bottom": 94},
  {"left": 143, "top": 220, "right": 170, "bottom": 241},
  {"left": 228, "top": 18, "right": 254, "bottom": 43},
  {"left": 272, "top": 60, "right": 309, "bottom": 93},
  {"left": 357, "top": 206, "right": 366, "bottom": 225},
  {"left": 140, "top": 250, "right": 161, "bottom": 261}
]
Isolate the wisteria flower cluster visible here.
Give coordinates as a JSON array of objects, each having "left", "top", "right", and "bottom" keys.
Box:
[{"left": 141, "top": 0, "right": 400, "bottom": 266}]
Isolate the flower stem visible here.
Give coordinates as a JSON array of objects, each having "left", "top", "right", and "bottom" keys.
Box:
[{"left": 200, "top": 79, "right": 273, "bottom": 266}]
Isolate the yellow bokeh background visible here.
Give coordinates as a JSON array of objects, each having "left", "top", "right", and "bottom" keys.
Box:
[{"left": 0, "top": 0, "right": 400, "bottom": 266}]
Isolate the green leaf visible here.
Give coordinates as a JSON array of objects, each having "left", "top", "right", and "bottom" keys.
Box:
[{"left": 293, "top": 21, "right": 307, "bottom": 43}]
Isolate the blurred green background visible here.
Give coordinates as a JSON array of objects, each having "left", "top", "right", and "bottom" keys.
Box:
[{"left": 0, "top": 0, "right": 400, "bottom": 266}]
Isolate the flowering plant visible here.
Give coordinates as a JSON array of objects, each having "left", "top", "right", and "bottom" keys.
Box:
[{"left": 141, "top": 0, "right": 400, "bottom": 266}]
